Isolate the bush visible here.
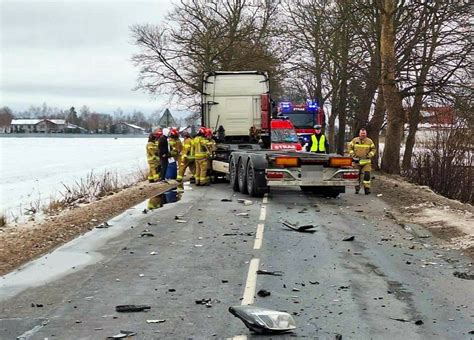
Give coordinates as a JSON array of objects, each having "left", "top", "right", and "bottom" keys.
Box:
[{"left": 405, "top": 123, "right": 473, "bottom": 204}]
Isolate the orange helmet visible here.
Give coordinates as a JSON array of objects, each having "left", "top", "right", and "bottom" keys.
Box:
[
  {"left": 170, "top": 128, "right": 179, "bottom": 137},
  {"left": 198, "top": 126, "right": 207, "bottom": 135},
  {"left": 154, "top": 128, "right": 163, "bottom": 137}
]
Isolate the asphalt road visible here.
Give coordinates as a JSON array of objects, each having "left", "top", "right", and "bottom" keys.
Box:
[{"left": 1, "top": 182, "right": 473, "bottom": 339}]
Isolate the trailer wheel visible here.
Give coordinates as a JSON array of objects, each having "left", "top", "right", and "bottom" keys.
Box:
[
  {"left": 238, "top": 159, "right": 248, "bottom": 194},
  {"left": 229, "top": 157, "right": 239, "bottom": 192},
  {"left": 246, "top": 160, "right": 263, "bottom": 197}
]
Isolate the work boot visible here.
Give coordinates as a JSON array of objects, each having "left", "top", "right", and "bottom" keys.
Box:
[
  {"left": 190, "top": 177, "right": 196, "bottom": 184},
  {"left": 364, "top": 188, "right": 371, "bottom": 195},
  {"left": 355, "top": 187, "right": 360, "bottom": 194}
]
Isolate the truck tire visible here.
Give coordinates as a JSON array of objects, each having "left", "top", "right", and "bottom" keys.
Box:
[
  {"left": 238, "top": 158, "right": 248, "bottom": 194},
  {"left": 229, "top": 156, "right": 239, "bottom": 192},
  {"left": 246, "top": 160, "right": 264, "bottom": 197}
]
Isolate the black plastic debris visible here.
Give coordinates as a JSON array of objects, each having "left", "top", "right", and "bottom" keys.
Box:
[
  {"left": 142, "top": 209, "right": 148, "bottom": 214},
  {"left": 391, "top": 318, "right": 408, "bottom": 322},
  {"left": 221, "top": 198, "right": 232, "bottom": 202},
  {"left": 195, "top": 298, "right": 211, "bottom": 305},
  {"left": 256, "top": 270, "right": 284, "bottom": 276},
  {"left": 298, "top": 208, "right": 308, "bottom": 213},
  {"left": 257, "top": 289, "right": 271, "bottom": 297},
  {"left": 342, "top": 236, "right": 355, "bottom": 242},
  {"left": 414, "top": 320, "right": 424, "bottom": 325},
  {"left": 106, "top": 330, "right": 137, "bottom": 339},
  {"left": 31, "top": 303, "right": 43, "bottom": 308},
  {"left": 140, "top": 232, "right": 155, "bottom": 237},
  {"left": 168, "top": 288, "right": 176, "bottom": 292},
  {"left": 309, "top": 281, "right": 319, "bottom": 285},
  {"left": 281, "top": 220, "right": 317, "bottom": 233},
  {"left": 453, "top": 271, "right": 474, "bottom": 280},
  {"left": 115, "top": 305, "right": 151, "bottom": 313},
  {"left": 335, "top": 334, "right": 342, "bottom": 340}
]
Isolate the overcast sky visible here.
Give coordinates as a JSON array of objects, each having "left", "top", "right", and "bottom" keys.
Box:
[{"left": 0, "top": 0, "right": 186, "bottom": 116}]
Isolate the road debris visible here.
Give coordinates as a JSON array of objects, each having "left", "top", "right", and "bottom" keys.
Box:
[
  {"left": 229, "top": 305, "right": 296, "bottom": 334},
  {"left": 415, "top": 320, "right": 424, "bottom": 325},
  {"left": 221, "top": 198, "right": 233, "bottom": 202},
  {"left": 335, "top": 334, "right": 342, "bottom": 340},
  {"left": 176, "top": 219, "right": 187, "bottom": 223},
  {"left": 281, "top": 220, "right": 317, "bottom": 233},
  {"left": 223, "top": 232, "right": 255, "bottom": 237},
  {"left": 256, "top": 269, "right": 284, "bottom": 276},
  {"left": 146, "top": 319, "right": 166, "bottom": 324},
  {"left": 342, "top": 236, "right": 355, "bottom": 242},
  {"left": 237, "top": 198, "right": 253, "bottom": 205},
  {"left": 96, "top": 221, "right": 111, "bottom": 229},
  {"left": 298, "top": 208, "right": 308, "bottom": 213},
  {"left": 142, "top": 209, "right": 148, "bottom": 214},
  {"left": 106, "top": 330, "right": 137, "bottom": 339},
  {"left": 309, "top": 281, "right": 320, "bottom": 285},
  {"left": 149, "top": 251, "right": 157, "bottom": 255},
  {"left": 140, "top": 231, "right": 155, "bottom": 237},
  {"left": 257, "top": 289, "right": 271, "bottom": 297},
  {"left": 236, "top": 213, "right": 249, "bottom": 217},
  {"left": 115, "top": 305, "right": 151, "bottom": 313},
  {"left": 453, "top": 271, "right": 474, "bottom": 280}
]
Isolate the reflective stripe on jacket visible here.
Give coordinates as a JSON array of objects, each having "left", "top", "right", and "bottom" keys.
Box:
[
  {"left": 348, "top": 137, "right": 376, "bottom": 159},
  {"left": 169, "top": 137, "right": 182, "bottom": 157},
  {"left": 146, "top": 142, "right": 158, "bottom": 162},
  {"left": 180, "top": 137, "right": 193, "bottom": 160},
  {"left": 192, "top": 136, "right": 209, "bottom": 160},
  {"left": 310, "top": 134, "right": 326, "bottom": 152}
]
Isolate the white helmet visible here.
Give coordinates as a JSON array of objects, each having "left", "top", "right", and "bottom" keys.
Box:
[{"left": 162, "top": 128, "right": 170, "bottom": 137}]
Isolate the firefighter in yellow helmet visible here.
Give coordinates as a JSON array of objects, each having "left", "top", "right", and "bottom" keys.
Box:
[
  {"left": 193, "top": 126, "right": 210, "bottom": 186},
  {"left": 177, "top": 130, "right": 195, "bottom": 188},
  {"left": 205, "top": 128, "right": 217, "bottom": 183},
  {"left": 348, "top": 128, "right": 376, "bottom": 194},
  {"left": 146, "top": 133, "right": 160, "bottom": 183}
]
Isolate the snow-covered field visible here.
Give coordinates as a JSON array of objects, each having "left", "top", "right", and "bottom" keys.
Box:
[{"left": 0, "top": 136, "right": 148, "bottom": 221}]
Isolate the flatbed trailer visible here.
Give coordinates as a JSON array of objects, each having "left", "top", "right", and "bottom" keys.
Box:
[{"left": 211, "top": 145, "right": 359, "bottom": 197}]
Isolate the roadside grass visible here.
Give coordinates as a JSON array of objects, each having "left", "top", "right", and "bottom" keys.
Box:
[{"left": 44, "top": 168, "right": 148, "bottom": 215}]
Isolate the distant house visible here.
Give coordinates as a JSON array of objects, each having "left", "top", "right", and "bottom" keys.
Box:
[
  {"left": 113, "top": 122, "right": 147, "bottom": 134},
  {"left": 412, "top": 107, "right": 456, "bottom": 144},
  {"left": 65, "top": 123, "right": 88, "bottom": 133},
  {"left": 157, "top": 109, "right": 178, "bottom": 128},
  {"left": 9, "top": 119, "right": 68, "bottom": 133}
]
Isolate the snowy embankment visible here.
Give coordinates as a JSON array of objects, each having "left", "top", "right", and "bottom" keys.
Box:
[{"left": 0, "top": 136, "right": 148, "bottom": 222}]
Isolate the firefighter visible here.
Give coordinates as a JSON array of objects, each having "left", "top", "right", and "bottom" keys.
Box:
[
  {"left": 193, "top": 127, "right": 210, "bottom": 186},
  {"left": 146, "top": 133, "right": 160, "bottom": 183},
  {"left": 153, "top": 128, "right": 163, "bottom": 178},
  {"left": 205, "top": 128, "right": 217, "bottom": 183},
  {"left": 168, "top": 128, "right": 183, "bottom": 163},
  {"left": 306, "top": 124, "right": 329, "bottom": 154},
  {"left": 177, "top": 130, "right": 195, "bottom": 188},
  {"left": 348, "top": 127, "right": 376, "bottom": 194}
]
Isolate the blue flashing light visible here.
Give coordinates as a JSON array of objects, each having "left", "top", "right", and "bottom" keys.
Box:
[
  {"left": 280, "top": 101, "right": 292, "bottom": 113},
  {"left": 306, "top": 100, "right": 318, "bottom": 111}
]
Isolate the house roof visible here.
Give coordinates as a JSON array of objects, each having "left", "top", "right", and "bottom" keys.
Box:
[
  {"left": 47, "top": 119, "right": 66, "bottom": 125},
  {"left": 119, "top": 122, "right": 146, "bottom": 131},
  {"left": 11, "top": 119, "right": 42, "bottom": 125}
]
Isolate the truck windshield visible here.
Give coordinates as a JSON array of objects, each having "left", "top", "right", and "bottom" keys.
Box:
[
  {"left": 287, "top": 113, "right": 314, "bottom": 128},
  {"left": 271, "top": 129, "right": 299, "bottom": 143}
]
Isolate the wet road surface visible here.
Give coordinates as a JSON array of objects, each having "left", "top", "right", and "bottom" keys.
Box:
[{"left": 1, "top": 183, "right": 473, "bottom": 339}]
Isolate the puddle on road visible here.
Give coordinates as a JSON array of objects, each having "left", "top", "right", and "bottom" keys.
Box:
[
  {"left": 0, "top": 188, "right": 185, "bottom": 301},
  {"left": 147, "top": 189, "right": 182, "bottom": 210}
]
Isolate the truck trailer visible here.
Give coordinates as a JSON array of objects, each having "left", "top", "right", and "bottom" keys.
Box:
[{"left": 202, "top": 71, "right": 358, "bottom": 197}]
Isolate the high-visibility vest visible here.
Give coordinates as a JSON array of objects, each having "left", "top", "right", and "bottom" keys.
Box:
[
  {"left": 310, "top": 134, "right": 326, "bottom": 152},
  {"left": 192, "top": 136, "right": 208, "bottom": 160}
]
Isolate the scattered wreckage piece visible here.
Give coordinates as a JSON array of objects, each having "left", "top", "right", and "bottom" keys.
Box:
[
  {"left": 106, "top": 330, "right": 137, "bottom": 339},
  {"left": 256, "top": 269, "right": 284, "bottom": 276},
  {"left": 229, "top": 305, "right": 297, "bottom": 334},
  {"left": 281, "top": 220, "right": 317, "bottom": 233},
  {"left": 342, "top": 236, "right": 355, "bottom": 242},
  {"left": 115, "top": 305, "right": 151, "bottom": 313}
]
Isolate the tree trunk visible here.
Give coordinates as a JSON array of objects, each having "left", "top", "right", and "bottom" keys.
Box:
[
  {"left": 327, "top": 109, "right": 337, "bottom": 153},
  {"left": 379, "top": 0, "right": 405, "bottom": 174},
  {"left": 336, "top": 16, "right": 349, "bottom": 155},
  {"left": 402, "top": 94, "right": 423, "bottom": 172},
  {"left": 367, "top": 86, "right": 386, "bottom": 169}
]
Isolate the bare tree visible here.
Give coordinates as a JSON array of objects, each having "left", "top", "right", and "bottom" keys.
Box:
[{"left": 131, "top": 0, "right": 282, "bottom": 109}]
